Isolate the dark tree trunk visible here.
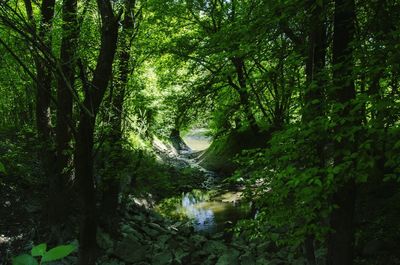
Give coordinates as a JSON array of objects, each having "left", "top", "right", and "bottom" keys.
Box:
[
  {"left": 229, "top": 57, "right": 259, "bottom": 133},
  {"left": 327, "top": 0, "right": 357, "bottom": 264},
  {"left": 75, "top": 1, "right": 119, "bottom": 264},
  {"left": 302, "top": 1, "right": 327, "bottom": 264},
  {"left": 50, "top": 0, "right": 78, "bottom": 239},
  {"left": 303, "top": 1, "right": 327, "bottom": 122},
  {"left": 101, "top": 0, "right": 138, "bottom": 234},
  {"left": 76, "top": 115, "right": 97, "bottom": 265},
  {"left": 23, "top": 0, "right": 57, "bottom": 230},
  {"left": 34, "top": 0, "right": 56, "bottom": 179},
  {"left": 35, "top": 0, "right": 55, "bottom": 141},
  {"left": 170, "top": 128, "right": 191, "bottom": 153}
]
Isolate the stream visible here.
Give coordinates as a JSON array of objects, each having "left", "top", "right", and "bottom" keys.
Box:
[{"left": 173, "top": 129, "right": 249, "bottom": 234}]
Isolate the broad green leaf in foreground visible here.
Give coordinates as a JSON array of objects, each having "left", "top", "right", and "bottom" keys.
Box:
[
  {"left": 0, "top": 161, "right": 6, "bottom": 174},
  {"left": 31, "top": 243, "right": 47, "bottom": 257},
  {"left": 12, "top": 254, "right": 38, "bottom": 265},
  {"left": 41, "top": 244, "right": 76, "bottom": 262}
]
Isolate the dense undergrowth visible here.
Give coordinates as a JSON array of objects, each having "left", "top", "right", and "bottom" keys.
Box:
[
  {"left": 1, "top": 0, "right": 400, "bottom": 264},
  {"left": 0, "top": 127, "right": 207, "bottom": 264}
]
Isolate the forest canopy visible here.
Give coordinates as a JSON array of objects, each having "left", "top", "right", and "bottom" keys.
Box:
[{"left": 0, "top": 0, "right": 399, "bottom": 265}]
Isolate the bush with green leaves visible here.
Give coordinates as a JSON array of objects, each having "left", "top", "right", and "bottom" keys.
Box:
[
  {"left": 0, "top": 161, "right": 5, "bottom": 173},
  {"left": 233, "top": 122, "right": 332, "bottom": 247},
  {"left": 12, "top": 243, "right": 76, "bottom": 265}
]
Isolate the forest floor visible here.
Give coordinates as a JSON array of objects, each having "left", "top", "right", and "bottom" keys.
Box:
[
  {"left": 0, "top": 132, "right": 262, "bottom": 265},
  {"left": 93, "top": 137, "right": 265, "bottom": 265},
  {"left": 3, "top": 131, "right": 398, "bottom": 264}
]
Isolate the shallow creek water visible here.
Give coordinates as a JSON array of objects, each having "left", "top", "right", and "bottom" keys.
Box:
[
  {"left": 175, "top": 129, "right": 250, "bottom": 234},
  {"left": 180, "top": 190, "right": 249, "bottom": 234}
]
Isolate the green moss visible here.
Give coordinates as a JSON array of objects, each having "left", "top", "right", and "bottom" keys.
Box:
[{"left": 198, "top": 129, "right": 270, "bottom": 176}]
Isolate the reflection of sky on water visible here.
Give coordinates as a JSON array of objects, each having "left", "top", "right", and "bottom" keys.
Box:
[{"left": 182, "top": 194, "right": 216, "bottom": 232}]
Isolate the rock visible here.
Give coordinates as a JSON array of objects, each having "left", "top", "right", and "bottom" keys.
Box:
[
  {"left": 190, "top": 234, "right": 207, "bottom": 248},
  {"left": 97, "top": 230, "right": 114, "bottom": 253},
  {"left": 211, "top": 232, "right": 224, "bottom": 240},
  {"left": 202, "top": 254, "right": 218, "bottom": 265},
  {"left": 172, "top": 248, "right": 190, "bottom": 264},
  {"left": 216, "top": 248, "right": 240, "bottom": 265},
  {"left": 203, "top": 240, "right": 228, "bottom": 255},
  {"left": 174, "top": 222, "right": 192, "bottom": 235},
  {"left": 150, "top": 212, "right": 164, "bottom": 222},
  {"left": 113, "top": 237, "right": 150, "bottom": 263},
  {"left": 129, "top": 228, "right": 146, "bottom": 242},
  {"left": 178, "top": 238, "right": 192, "bottom": 252},
  {"left": 121, "top": 224, "right": 135, "bottom": 236},
  {"left": 255, "top": 257, "right": 270, "bottom": 265},
  {"left": 190, "top": 250, "right": 209, "bottom": 262},
  {"left": 142, "top": 226, "right": 160, "bottom": 238},
  {"left": 149, "top": 222, "right": 169, "bottom": 233},
  {"left": 240, "top": 251, "right": 256, "bottom": 265},
  {"left": 256, "top": 242, "right": 271, "bottom": 256},
  {"left": 168, "top": 238, "right": 183, "bottom": 249},
  {"left": 156, "top": 234, "right": 170, "bottom": 248},
  {"left": 131, "top": 213, "right": 146, "bottom": 223},
  {"left": 151, "top": 250, "right": 173, "bottom": 265}
]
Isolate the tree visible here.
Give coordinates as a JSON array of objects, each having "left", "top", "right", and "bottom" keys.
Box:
[
  {"left": 52, "top": 0, "right": 79, "bottom": 239},
  {"left": 74, "top": 0, "right": 120, "bottom": 263},
  {"left": 100, "top": 0, "right": 141, "bottom": 234},
  {"left": 327, "top": 0, "right": 358, "bottom": 264}
]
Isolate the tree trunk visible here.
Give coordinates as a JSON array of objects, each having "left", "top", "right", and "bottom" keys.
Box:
[
  {"left": 51, "top": 0, "right": 78, "bottom": 239},
  {"left": 76, "top": 114, "right": 97, "bottom": 265},
  {"left": 35, "top": 0, "right": 55, "bottom": 142},
  {"left": 101, "top": 0, "right": 138, "bottom": 234},
  {"left": 327, "top": 0, "right": 357, "bottom": 264},
  {"left": 302, "top": 1, "right": 327, "bottom": 264},
  {"left": 230, "top": 57, "right": 259, "bottom": 133},
  {"left": 76, "top": 1, "right": 119, "bottom": 264},
  {"left": 303, "top": 1, "right": 327, "bottom": 122},
  {"left": 23, "top": 0, "right": 57, "bottom": 231}
]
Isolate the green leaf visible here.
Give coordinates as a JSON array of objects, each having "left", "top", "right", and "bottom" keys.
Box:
[
  {"left": 31, "top": 243, "right": 47, "bottom": 257},
  {"left": 314, "top": 179, "right": 322, "bottom": 187},
  {"left": 0, "top": 161, "right": 6, "bottom": 174},
  {"left": 12, "top": 254, "right": 38, "bottom": 265},
  {"left": 41, "top": 244, "right": 76, "bottom": 262}
]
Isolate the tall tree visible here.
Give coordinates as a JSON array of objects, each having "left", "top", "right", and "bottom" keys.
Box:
[
  {"left": 22, "top": 2, "right": 55, "bottom": 165},
  {"left": 302, "top": 1, "right": 327, "bottom": 264},
  {"left": 101, "top": 0, "right": 140, "bottom": 233},
  {"left": 327, "top": 0, "right": 357, "bottom": 264},
  {"left": 51, "top": 0, "right": 79, "bottom": 239},
  {"left": 75, "top": 0, "right": 120, "bottom": 263}
]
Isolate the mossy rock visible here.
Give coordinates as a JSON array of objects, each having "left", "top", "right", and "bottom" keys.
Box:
[
  {"left": 215, "top": 248, "right": 240, "bottom": 265},
  {"left": 199, "top": 129, "right": 270, "bottom": 175},
  {"left": 151, "top": 250, "right": 173, "bottom": 265}
]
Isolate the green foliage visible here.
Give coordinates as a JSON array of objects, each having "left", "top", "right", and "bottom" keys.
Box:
[
  {"left": 31, "top": 243, "right": 47, "bottom": 257},
  {"left": 13, "top": 243, "right": 76, "bottom": 265},
  {"left": 0, "top": 128, "right": 43, "bottom": 185},
  {"left": 233, "top": 121, "right": 332, "bottom": 246},
  {"left": 12, "top": 254, "right": 38, "bottom": 265},
  {"left": 0, "top": 161, "right": 5, "bottom": 174},
  {"left": 0, "top": 0, "right": 399, "bottom": 263},
  {"left": 155, "top": 196, "right": 186, "bottom": 220},
  {"left": 41, "top": 245, "right": 76, "bottom": 262},
  {"left": 133, "top": 154, "right": 206, "bottom": 200}
]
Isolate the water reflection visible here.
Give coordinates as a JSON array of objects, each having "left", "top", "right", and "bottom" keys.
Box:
[
  {"left": 180, "top": 190, "right": 249, "bottom": 234},
  {"left": 182, "top": 193, "right": 216, "bottom": 232}
]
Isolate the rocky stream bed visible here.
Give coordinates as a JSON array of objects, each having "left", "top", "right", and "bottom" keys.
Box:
[
  {"left": 96, "top": 202, "right": 271, "bottom": 265},
  {"left": 93, "top": 132, "right": 271, "bottom": 265}
]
